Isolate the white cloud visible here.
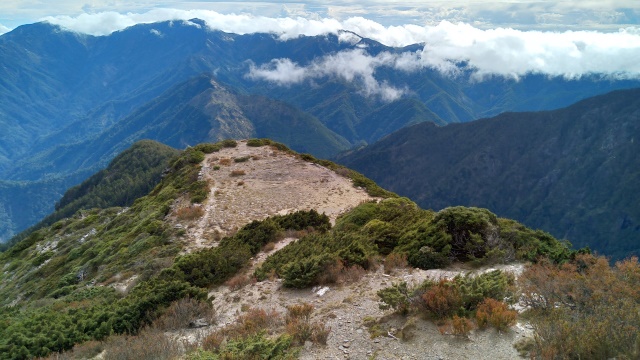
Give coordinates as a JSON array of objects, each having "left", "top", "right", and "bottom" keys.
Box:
[
  {"left": 248, "top": 20, "right": 640, "bottom": 98},
  {"left": 247, "top": 49, "right": 409, "bottom": 101},
  {"left": 0, "top": 23, "right": 10, "bottom": 35},
  {"left": 416, "top": 22, "right": 640, "bottom": 79}
]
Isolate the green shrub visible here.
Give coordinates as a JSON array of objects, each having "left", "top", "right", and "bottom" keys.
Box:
[
  {"left": 397, "top": 206, "right": 574, "bottom": 269},
  {"left": 281, "top": 254, "right": 333, "bottom": 288},
  {"left": 454, "top": 270, "right": 515, "bottom": 310},
  {"left": 378, "top": 270, "right": 514, "bottom": 318},
  {"left": 246, "top": 138, "right": 268, "bottom": 147},
  {"left": 221, "top": 139, "right": 237, "bottom": 148},
  {"left": 269, "top": 142, "right": 291, "bottom": 152},
  {"left": 272, "top": 209, "right": 330, "bottom": 233},
  {"left": 377, "top": 282, "right": 411, "bottom": 315},
  {"left": 194, "top": 143, "right": 221, "bottom": 154},
  {"left": 234, "top": 156, "right": 250, "bottom": 163}
]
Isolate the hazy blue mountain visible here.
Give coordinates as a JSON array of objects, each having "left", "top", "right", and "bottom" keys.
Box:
[
  {"left": 3, "top": 20, "right": 638, "bottom": 173},
  {"left": 2, "top": 19, "right": 640, "bottom": 240},
  {"left": 0, "top": 74, "right": 352, "bottom": 240},
  {"left": 337, "top": 88, "right": 640, "bottom": 259}
]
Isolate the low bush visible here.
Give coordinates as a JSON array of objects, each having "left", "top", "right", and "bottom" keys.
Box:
[
  {"left": 379, "top": 271, "right": 515, "bottom": 323},
  {"left": 421, "top": 280, "right": 463, "bottom": 319},
  {"left": 377, "top": 282, "right": 411, "bottom": 315},
  {"left": 520, "top": 254, "right": 640, "bottom": 359},
  {"left": 396, "top": 206, "right": 575, "bottom": 270},
  {"left": 475, "top": 298, "right": 516, "bottom": 331},
  {"left": 196, "top": 334, "right": 297, "bottom": 360},
  {"left": 194, "top": 143, "right": 221, "bottom": 154},
  {"left": 234, "top": 156, "right": 250, "bottom": 163},
  {"left": 451, "top": 315, "right": 475, "bottom": 336},
  {"left": 246, "top": 138, "right": 268, "bottom": 147},
  {"left": 221, "top": 139, "right": 237, "bottom": 148},
  {"left": 224, "top": 273, "right": 256, "bottom": 291},
  {"left": 285, "top": 303, "right": 330, "bottom": 346}
]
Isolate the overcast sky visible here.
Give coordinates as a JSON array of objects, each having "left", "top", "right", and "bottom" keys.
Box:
[
  {"left": 1, "top": 1, "right": 639, "bottom": 94},
  {"left": 1, "top": 1, "right": 639, "bottom": 34}
]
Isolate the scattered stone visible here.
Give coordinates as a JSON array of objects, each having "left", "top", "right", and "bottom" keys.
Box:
[
  {"left": 315, "top": 286, "right": 330, "bottom": 297},
  {"left": 189, "top": 318, "right": 209, "bottom": 328}
]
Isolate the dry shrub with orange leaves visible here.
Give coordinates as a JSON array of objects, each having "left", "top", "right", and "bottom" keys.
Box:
[
  {"left": 437, "top": 315, "right": 476, "bottom": 336},
  {"left": 520, "top": 254, "right": 640, "bottom": 359},
  {"left": 224, "top": 273, "right": 256, "bottom": 291},
  {"left": 420, "top": 279, "right": 463, "bottom": 319},
  {"left": 475, "top": 298, "right": 516, "bottom": 331}
]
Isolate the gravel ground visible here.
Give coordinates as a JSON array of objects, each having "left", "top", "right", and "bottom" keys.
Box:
[{"left": 166, "top": 140, "right": 533, "bottom": 359}]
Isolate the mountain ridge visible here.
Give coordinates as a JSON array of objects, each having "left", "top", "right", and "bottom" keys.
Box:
[
  {"left": 337, "top": 87, "right": 640, "bottom": 259},
  {"left": 2, "top": 19, "right": 640, "bottom": 240}
]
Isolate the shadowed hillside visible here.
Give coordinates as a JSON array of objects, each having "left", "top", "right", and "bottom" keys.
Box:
[{"left": 338, "top": 88, "right": 640, "bottom": 260}]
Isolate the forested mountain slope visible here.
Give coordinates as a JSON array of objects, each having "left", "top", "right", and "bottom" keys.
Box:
[{"left": 338, "top": 88, "right": 640, "bottom": 260}]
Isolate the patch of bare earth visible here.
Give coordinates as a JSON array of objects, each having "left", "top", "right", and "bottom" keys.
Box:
[
  {"left": 201, "top": 259, "right": 532, "bottom": 360},
  {"left": 171, "top": 141, "right": 377, "bottom": 252}
]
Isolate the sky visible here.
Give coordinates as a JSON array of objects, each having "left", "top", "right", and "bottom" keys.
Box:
[
  {"left": 1, "top": 1, "right": 639, "bottom": 98},
  {"left": 1, "top": 1, "right": 639, "bottom": 34}
]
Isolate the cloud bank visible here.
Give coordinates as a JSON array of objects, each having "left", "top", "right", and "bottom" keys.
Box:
[
  {"left": 248, "top": 49, "right": 413, "bottom": 101},
  {"left": 247, "top": 21, "right": 640, "bottom": 98},
  {"left": 40, "top": 9, "right": 640, "bottom": 99}
]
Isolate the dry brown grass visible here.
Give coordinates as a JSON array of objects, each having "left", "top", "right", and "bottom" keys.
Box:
[
  {"left": 263, "top": 242, "right": 276, "bottom": 252},
  {"left": 219, "top": 158, "right": 232, "bottom": 166},
  {"left": 102, "top": 329, "right": 182, "bottom": 360},
  {"left": 175, "top": 205, "right": 205, "bottom": 221},
  {"left": 285, "top": 303, "right": 331, "bottom": 346},
  {"left": 224, "top": 273, "right": 256, "bottom": 291},
  {"left": 40, "top": 340, "right": 104, "bottom": 360},
  {"left": 384, "top": 253, "right": 408, "bottom": 274},
  {"left": 153, "top": 297, "right": 216, "bottom": 331},
  {"left": 230, "top": 170, "right": 246, "bottom": 177},
  {"left": 318, "top": 260, "right": 366, "bottom": 285}
]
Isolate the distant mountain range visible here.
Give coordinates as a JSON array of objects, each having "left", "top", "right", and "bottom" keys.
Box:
[
  {"left": 337, "top": 88, "right": 640, "bottom": 259},
  {"left": 1, "top": 18, "right": 640, "bottom": 240}
]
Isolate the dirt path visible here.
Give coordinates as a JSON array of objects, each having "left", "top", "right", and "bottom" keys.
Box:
[{"left": 176, "top": 141, "right": 377, "bottom": 252}]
